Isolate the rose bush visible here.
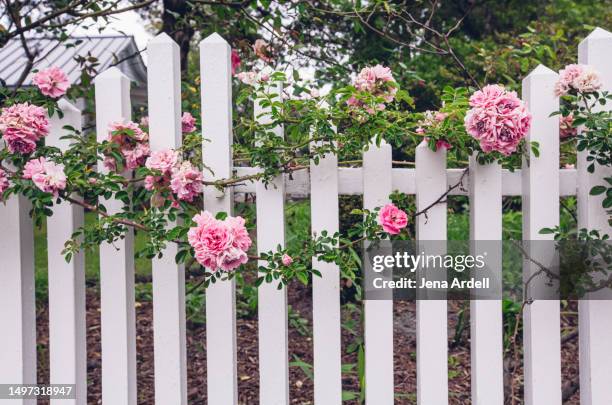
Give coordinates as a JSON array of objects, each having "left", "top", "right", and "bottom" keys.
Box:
[{"left": 1, "top": 60, "right": 606, "bottom": 289}]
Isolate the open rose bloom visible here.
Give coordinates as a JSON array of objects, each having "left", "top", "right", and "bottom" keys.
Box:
[
  {"left": 181, "top": 112, "right": 196, "bottom": 133},
  {"left": 23, "top": 157, "right": 66, "bottom": 197},
  {"left": 188, "top": 211, "right": 252, "bottom": 272},
  {"left": 32, "top": 67, "right": 71, "bottom": 98},
  {"left": 379, "top": 203, "right": 408, "bottom": 235},
  {"left": 0, "top": 102, "right": 49, "bottom": 154},
  {"left": 464, "top": 84, "right": 532, "bottom": 156}
]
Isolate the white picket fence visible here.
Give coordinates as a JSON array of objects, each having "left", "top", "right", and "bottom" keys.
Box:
[{"left": 0, "top": 27, "right": 611, "bottom": 405}]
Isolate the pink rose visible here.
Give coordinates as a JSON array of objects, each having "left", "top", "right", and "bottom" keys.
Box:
[
  {"left": 0, "top": 103, "right": 49, "bottom": 154},
  {"left": 188, "top": 211, "right": 252, "bottom": 272},
  {"left": 217, "top": 247, "right": 249, "bottom": 272},
  {"left": 464, "top": 84, "right": 531, "bottom": 156},
  {"left": 144, "top": 175, "right": 157, "bottom": 191},
  {"left": 106, "top": 121, "right": 150, "bottom": 170},
  {"left": 146, "top": 149, "right": 179, "bottom": 175},
  {"left": 103, "top": 156, "right": 117, "bottom": 172},
  {"left": 170, "top": 161, "right": 202, "bottom": 202},
  {"left": 231, "top": 49, "right": 241, "bottom": 75},
  {"left": 123, "top": 142, "right": 150, "bottom": 170},
  {"left": 559, "top": 114, "right": 577, "bottom": 138},
  {"left": 181, "top": 112, "right": 196, "bottom": 133},
  {"left": 226, "top": 215, "right": 252, "bottom": 251},
  {"left": 378, "top": 203, "right": 408, "bottom": 235},
  {"left": 281, "top": 254, "right": 293, "bottom": 266},
  {"left": 554, "top": 64, "right": 602, "bottom": 96},
  {"left": 32, "top": 67, "right": 70, "bottom": 98},
  {"left": 435, "top": 140, "right": 452, "bottom": 150},
  {"left": 23, "top": 157, "right": 46, "bottom": 179},
  {"left": 24, "top": 157, "right": 66, "bottom": 197}
]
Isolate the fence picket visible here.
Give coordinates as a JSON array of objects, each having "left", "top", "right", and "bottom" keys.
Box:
[
  {"left": 255, "top": 85, "right": 290, "bottom": 405},
  {"left": 363, "top": 140, "right": 394, "bottom": 404},
  {"left": 468, "top": 156, "right": 503, "bottom": 404},
  {"left": 95, "top": 67, "right": 137, "bottom": 405},
  {"left": 310, "top": 141, "right": 342, "bottom": 404},
  {"left": 0, "top": 194, "right": 35, "bottom": 405},
  {"left": 577, "top": 27, "right": 612, "bottom": 405},
  {"left": 147, "top": 33, "right": 188, "bottom": 405},
  {"left": 47, "top": 99, "right": 87, "bottom": 405},
  {"left": 415, "top": 141, "right": 448, "bottom": 405},
  {"left": 521, "top": 64, "right": 561, "bottom": 405},
  {"left": 200, "top": 33, "right": 238, "bottom": 405}
]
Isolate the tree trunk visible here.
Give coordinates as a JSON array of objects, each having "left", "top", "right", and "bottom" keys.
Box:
[{"left": 162, "top": 0, "right": 194, "bottom": 73}]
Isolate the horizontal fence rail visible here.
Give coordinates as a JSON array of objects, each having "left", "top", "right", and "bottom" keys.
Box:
[
  {"left": 0, "top": 26, "right": 610, "bottom": 405},
  {"left": 232, "top": 166, "right": 579, "bottom": 197}
]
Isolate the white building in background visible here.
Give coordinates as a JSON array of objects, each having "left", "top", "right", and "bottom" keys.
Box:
[{"left": 0, "top": 35, "right": 148, "bottom": 108}]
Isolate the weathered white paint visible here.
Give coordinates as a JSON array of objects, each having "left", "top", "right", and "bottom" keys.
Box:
[
  {"left": 147, "top": 32, "right": 188, "bottom": 405},
  {"left": 577, "top": 27, "right": 612, "bottom": 405},
  {"left": 415, "top": 141, "right": 448, "bottom": 405},
  {"left": 521, "top": 64, "right": 561, "bottom": 405},
  {"left": 200, "top": 33, "right": 238, "bottom": 405},
  {"left": 310, "top": 141, "right": 342, "bottom": 404},
  {"left": 469, "top": 155, "right": 503, "bottom": 405},
  {"left": 95, "top": 67, "right": 137, "bottom": 405},
  {"left": 363, "top": 140, "right": 394, "bottom": 404},
  {"left": 48, "top": 99, "right": 87, "bottom": 405},
  {"left": 0, "top": 195, "right": 35, "bottom": 405},
  {"left": 255, "top": 84, "right": 290, "bottom": 405}
]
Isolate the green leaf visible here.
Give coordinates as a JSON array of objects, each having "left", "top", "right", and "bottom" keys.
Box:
[{"left": 590, "top": 186, "right": 606, "bottom": 196}]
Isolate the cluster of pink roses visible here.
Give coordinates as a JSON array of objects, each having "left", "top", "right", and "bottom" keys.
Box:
[
  {"left": 23, "top": 157, "right": 67, "bottom": 197},
  {"left": 347, "top": 65, "right": 397, "bottom": 113},
  {"left": 379, "top": 203, "right": 408, "bottom": 235},
  {"left": 0, "top": 103, "right": 50, "bottom": 154},
  {"left": 187, "top": 211, "right": 252, "bottom": 272},
  {"left": 144, "top": 149, "right": 203, "bottom": 204},
  {"left": 554, "top": 64, "right": 601, "bottom": 97},
  {"left": 32, "top": 67, "right": 71, "bottom": 98},
  {"left": 104, "top": 121, "right": 151, "bottom": 171},
  {"left": 464, "top": 84, "right": 532, "bottom": 156}
]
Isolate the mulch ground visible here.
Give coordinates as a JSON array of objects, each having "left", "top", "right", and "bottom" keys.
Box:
[{"left": 34, "top": 282, "right": 580, "bottom": 404}]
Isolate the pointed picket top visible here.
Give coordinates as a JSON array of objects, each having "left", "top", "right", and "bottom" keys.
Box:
[
  {"left": 201, "top": 32, "right": 229, "bottom": 46},
  {"left": 96, "top": 66, "right": 126, "bottom": 80},
  {"left": 579, "top": 27, "right": 612, "bottom": 64},
  {"left": 524, "top": 64, "right": 557, "bottom": 79},
  {"left": 150, "top": 31, "right": 176, "bottom": 44},
  {"left": 581, "top": 27, "right": 612, "bottom": 42},
  {"left": 57, "top": 98, "right": 79, "bottom": 114}
]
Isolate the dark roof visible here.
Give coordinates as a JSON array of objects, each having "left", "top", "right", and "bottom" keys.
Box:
[{"left": 0, "top": 35, "right": 147, "bottom": 88}]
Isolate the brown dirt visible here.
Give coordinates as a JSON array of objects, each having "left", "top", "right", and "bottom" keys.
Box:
[{"left": 34, "top": 284, "right": 580, "bottom": 405}]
